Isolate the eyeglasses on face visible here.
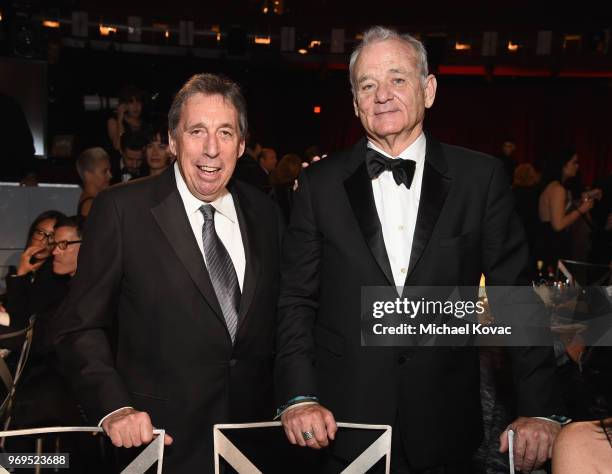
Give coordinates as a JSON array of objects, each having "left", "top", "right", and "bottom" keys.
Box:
[
  {"left": 32, "top": 228, "right": 54, "bottom": 241},
  {"left": 52, "top": 240, "right": 82, "bottom": 250}
]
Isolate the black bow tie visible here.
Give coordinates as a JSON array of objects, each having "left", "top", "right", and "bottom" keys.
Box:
[{"left": 366, "top": 149, "right": 416, "bottom": 189}]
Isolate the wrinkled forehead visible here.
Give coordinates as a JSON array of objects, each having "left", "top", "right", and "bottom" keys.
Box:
[
  {"left": 180, "top": 93, "right": 239, "bottom": 125},
  {"left": 354, "top": 39, "right": 419, "bottom": 77}
]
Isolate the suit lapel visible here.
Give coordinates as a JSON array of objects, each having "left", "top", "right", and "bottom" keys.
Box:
[
  {"left": 406, "top": 135, "right": 451, "bottom": 281},
  {"left": 230, "top": 182, "right": 262, "bottom": 335},
  {"left": 150, "top": 169, "right": 227, "bottom": 329},
  {"left": 343, "top": 140, "right": 394, "bottom": 286}
]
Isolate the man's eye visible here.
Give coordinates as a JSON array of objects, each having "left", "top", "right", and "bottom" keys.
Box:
[
  {"left": 190, "top": 129, "right": 202, "bottom": 136},
  {"left": 392, "top": 78, "right": 405, "bottom": 85},
  {"left": 220, "top": 130, "right": 233, "bottom": 137},
  {"left": 361, "top": 84, "right": 374, "bottom": 91}
]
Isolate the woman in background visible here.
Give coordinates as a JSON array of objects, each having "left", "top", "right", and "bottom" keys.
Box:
[
  {"left": 76, "top": 147, "right": 112, "bottom": 218},
  {"left": 144, "top": 124, "right": 173, "bottom": 177},
  {"left": 536, "top": 150, "right": 596, "bottom": 270},
  {"left": 107, "top": 85, "right": 146, "bottom": 152}
]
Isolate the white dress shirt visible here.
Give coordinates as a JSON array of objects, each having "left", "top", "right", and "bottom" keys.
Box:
[
  {"left": 369, "top": 132, "right": 426, "bottom": 288},
  {"left": 174, "top": 163, "right": 246, "bottom": 291}
]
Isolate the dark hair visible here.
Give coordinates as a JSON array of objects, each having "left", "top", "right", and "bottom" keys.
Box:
[
  {"left": 168, "top": 73, "right": 247, "bottom": 139},
  {"left": 120, "top": 130, "right": 147, "bottom": 152},
  {"left": 245, "top": 132, "right": 260, "bottom": 151},
  {"left": 54, "top": 215, "right": 85, "bottom": 239},
  {"left": 146, "top": 123, "right": 169, "bottom": 146},
  {"left": 118, "top": 85, "right": 144, "bottom": 104},
  {"left": 26, "top": 210, "right": 66, "bottom": 246},
  {"left": 541, "top": 148, "right": 576, "bottom": 187}
]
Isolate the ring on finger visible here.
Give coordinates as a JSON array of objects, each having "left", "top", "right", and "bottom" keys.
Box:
[{"left": 302, "top": 430, "right": 314, "bottom": 441}]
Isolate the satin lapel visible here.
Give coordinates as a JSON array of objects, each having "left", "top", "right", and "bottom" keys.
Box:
[
  {"left": 406, "top": 136, "right": 451, "bottom": 281},
  {"left": 150, "top": 171, "right": 226, "bottom": 326},
  {"left": 231, "top": 182, "right": 262, "bottom": 333},
  {"left": 344, "top": 159, "right": 394, "bottom": 286}
]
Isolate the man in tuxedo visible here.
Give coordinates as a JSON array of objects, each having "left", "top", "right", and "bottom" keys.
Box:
[
  {"left": 276, "top": 26, "right": 565, "bottom": 473},
  {"left": 55, "top": 73, "right": 282, "bottom": 472}
]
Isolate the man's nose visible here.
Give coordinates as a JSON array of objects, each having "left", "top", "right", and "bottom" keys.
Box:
[
  {"left": 375, "top": 83, "right": 392, "bottom": 103},
  {"left": 204, "top": 134, "right": 219, "bottom": 157}
]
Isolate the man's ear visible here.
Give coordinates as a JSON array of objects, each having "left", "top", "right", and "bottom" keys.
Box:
[
  {"left": 353, "top": 96, "right": 360, "bottom": 117},
  {"left": 168, "top": 131, "right": 177, "bottom": 156},
  {"left": 423, "top": 75, "right": 437, "bottom": 109},
  {"left": 238, "top": 138, "right": 245, "bottom": 158}
]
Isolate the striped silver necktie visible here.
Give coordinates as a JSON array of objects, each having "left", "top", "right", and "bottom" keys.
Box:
[{"left": 199, "top": 204, "right": 241, "bottom": 343}]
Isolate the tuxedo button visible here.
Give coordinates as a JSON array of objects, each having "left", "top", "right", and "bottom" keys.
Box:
[
  {"left": 397, "top": 355, "right": 408, "bottom": 365},
  {"left": 398, "top": 225, "right": 404, "bottom": 231},
  {"left": 400, "top": 268, "right": 407, "bottom": 274},
  {"left": 229, "top": 359, "right": 237, "bottom": 367}
]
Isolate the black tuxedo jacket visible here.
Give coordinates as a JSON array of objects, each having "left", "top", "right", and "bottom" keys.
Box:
[
  {"left": 55, "top": 167, "right": 282, "bottom": 473},
  {"left": 275, "top": 135, "right": 561, "bottom": 469}
]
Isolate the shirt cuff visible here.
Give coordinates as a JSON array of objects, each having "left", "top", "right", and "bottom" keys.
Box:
[
  {"left": 274, "top": 396, "right": 319, "bottom": 420},
  {"left": 533, "top": 416, "right": 572, "bottom": 426},
  {"left": 98, "top": 406, "right": 134, "bottom": 427}
]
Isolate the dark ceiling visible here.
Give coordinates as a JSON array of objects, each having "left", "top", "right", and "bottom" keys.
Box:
[{"left": 18, "top": 0, "right": 612, "bottom": 30}]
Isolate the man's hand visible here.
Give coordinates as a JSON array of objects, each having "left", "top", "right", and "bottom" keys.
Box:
[
  {"left": 101, "top": 408, "right": 173, "bottom": 448},
  {"left": 281, "top": 404, "right": 337, "bottom": 449},
  {"left": 499, "top": 416, "right": 561, "bottom": 472}
]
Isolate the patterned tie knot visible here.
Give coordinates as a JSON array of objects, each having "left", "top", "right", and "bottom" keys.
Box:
[{"left": 200, "top": 204, "right": 215, "bottom": 222}]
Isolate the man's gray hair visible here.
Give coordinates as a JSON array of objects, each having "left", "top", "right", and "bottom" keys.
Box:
[
  {"left": 168, "top": 73, "right": 248, "bottom": 139},
  {"left": 349, "top": 26, "right": 429, "bottom": 95},
  {"left": 76, "top": 147, "right": 110, "bottom": 181}
]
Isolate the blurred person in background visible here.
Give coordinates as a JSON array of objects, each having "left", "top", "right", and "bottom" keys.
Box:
[
  {"left": 497, "top": 137, "right": 518, "bottom": 186},
  {"left": 107, "top": 85, "right": 147, "bottom": 152},
  {"left": 270, "top": 153, "right": 302, "bottom": 222},
  {"left": 259, "top": 147, "right": 278, "bottom": 175},
  {"left": 3, "top": 210, "right": 68, "bottom": 331},
  {"left": 144, "top": 124, "right": 173, "bottom": 177},
  {"left": 536, "top": 149, "right": 599, "bottom": 270},
  {"left": 76, "top": 147, "right": 112, "bottom": 218},
  {"left": 512, "top": 163, "right": 541, "bottom": 273},
  {"left": 112, "top": 130, "right": 147, "bottom": 183}
]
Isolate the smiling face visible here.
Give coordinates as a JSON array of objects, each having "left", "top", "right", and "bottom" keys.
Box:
[
  {"left": 353, "top": 39, "right": 437, "bottom": 151},
  {"left": 169, "top": 93, "right": 245, "bottom": 202}
]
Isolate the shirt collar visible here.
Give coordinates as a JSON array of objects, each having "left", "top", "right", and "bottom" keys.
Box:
[
  {"left": 367, "top": 132, "right": 426, "bottom": 165},
  {"left": 174, "top": 162, "right": 237, "bottom": 223}
]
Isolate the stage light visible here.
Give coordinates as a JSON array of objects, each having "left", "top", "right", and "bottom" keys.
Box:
[
  {"left": 309, "top": 40, "right": 321, "bottom": 48},
  {"left": 99, "top": 25, "right": 117, "bottom": 36},
  {"left": 165, "top": 30, "right": 170, "bottom": 39},
  {"left": 507, "top": 41, "right": 520, "bottom": 52},
  {"left": 42, "top": 20, "right": 60, "bottom": 29},
  {"left": 298, "top": 48, "right": 307, "bottom": 54},
  {"left": 454, "top": 41, "right": 471, "bottom": 51},
  {"left": 254, "top": 36, "right": 271, "bottom": 45},
  {"left": 313, "top": 106, "right": 321, "bottom": 114}
]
